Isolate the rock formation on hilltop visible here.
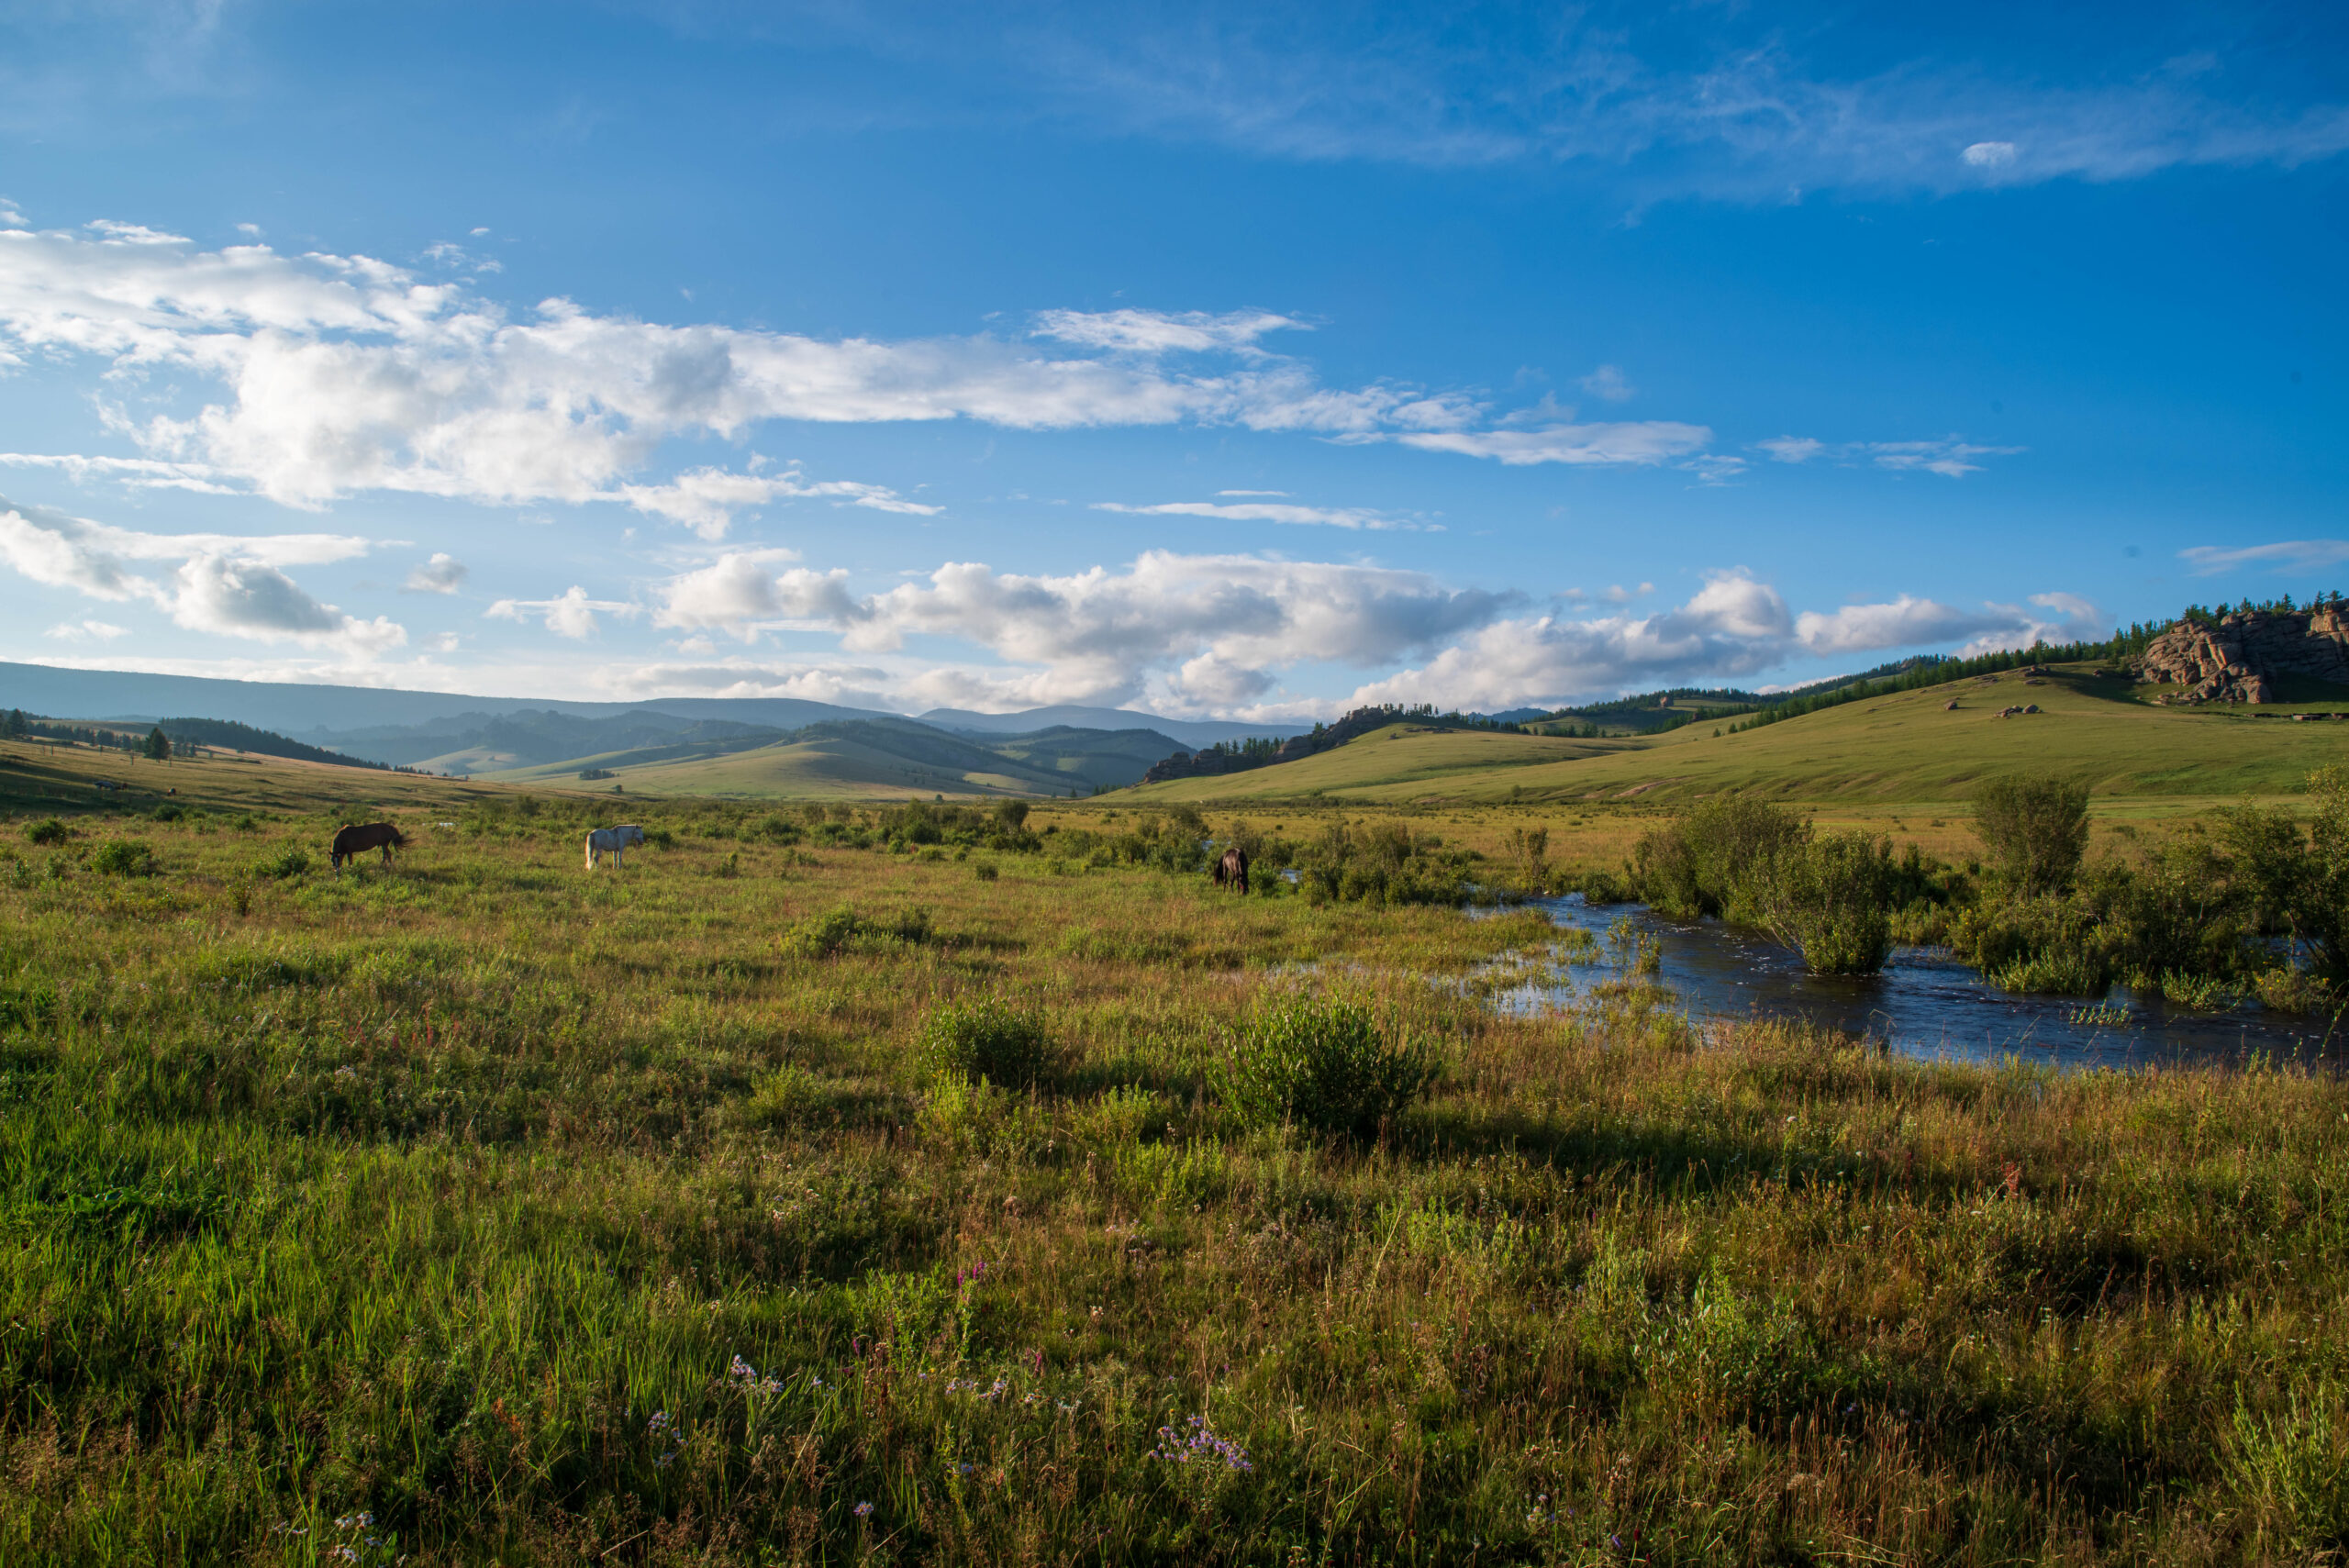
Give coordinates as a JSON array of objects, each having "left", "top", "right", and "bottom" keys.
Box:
[{"left": 2132, "top": 604, "right": 2349, "bottom": 704}]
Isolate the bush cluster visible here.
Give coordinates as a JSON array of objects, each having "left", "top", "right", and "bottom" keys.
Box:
[
  {"left": 918, "top": 995, "right": 1055, "bottom": 1086},
  {"left": 1630, "top": 769, "right": 2348, "bottom": 1009},
  {"left": 1215, "top": 993, "right": 1438, "bottom": 1138},
  {"left": 1633, "top": 798, "right": 1927, "bottom": 974}
]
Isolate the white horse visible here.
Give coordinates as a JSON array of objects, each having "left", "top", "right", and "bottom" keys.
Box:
[{"left": 585, "top": 823, "right": 646, "bottom": 870}]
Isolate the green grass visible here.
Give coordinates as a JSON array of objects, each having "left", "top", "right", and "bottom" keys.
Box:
[
  {"left": 1133, "top": 665, "right": 2349, "bottom": 807},
  {"left": 6, "top": 748, "right": 2349, "bottom": 1562}
]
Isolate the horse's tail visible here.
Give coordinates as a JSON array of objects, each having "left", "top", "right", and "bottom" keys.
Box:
[{"left": 584, "top": 833, "right": 596, "bottom": 870}]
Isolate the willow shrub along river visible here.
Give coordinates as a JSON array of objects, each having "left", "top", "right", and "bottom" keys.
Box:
[
  {"left": 5, "top": 784, "right": 2349, "bottom": 1563},
  {"left": 1480, "top": 894, "right": 2349, "bottom": 1071}
]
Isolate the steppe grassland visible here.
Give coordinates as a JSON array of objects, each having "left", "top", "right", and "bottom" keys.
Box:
[
  {"left": 4, "top": 757, "right": 2349, "bottom": 1562},
  {"left": 1128, "top": 665, "right": 2349, "bottom": 810}
]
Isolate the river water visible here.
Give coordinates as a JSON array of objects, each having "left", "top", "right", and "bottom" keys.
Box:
[{"left": 1478, "top": 894, "right": 2346, "bottom": 1073}]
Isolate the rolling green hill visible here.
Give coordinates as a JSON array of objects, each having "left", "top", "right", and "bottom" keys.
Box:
[
  {"left": 1128, "top": 665, "right": 2349, "bottom": 806},
  {"left": 485, "top": 718, "right": 1095, "bottom": 798}
]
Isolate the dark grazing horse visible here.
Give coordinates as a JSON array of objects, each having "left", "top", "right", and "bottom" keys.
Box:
[
  {"left": 330, "top": 821, "right": 407, "bottom": 873},
  {"left": 1211, "top": 845, "right": 1250, "bottom": 894}
]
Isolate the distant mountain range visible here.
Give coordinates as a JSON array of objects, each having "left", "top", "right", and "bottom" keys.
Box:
[{"left": 0, "top": 662, "right": 1319, "bottom": 796}]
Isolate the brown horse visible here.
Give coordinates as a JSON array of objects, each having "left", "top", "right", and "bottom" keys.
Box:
[
  {"left": 330, "top": 821, "right": 407, "bottom": 873},
  {"left": 1211, "top": 845, "right": 1250, "bottom": 894}
]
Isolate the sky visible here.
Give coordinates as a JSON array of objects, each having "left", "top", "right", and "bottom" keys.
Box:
[{"left": 0, "top": 0, "right": 2343, "bottom": 722}]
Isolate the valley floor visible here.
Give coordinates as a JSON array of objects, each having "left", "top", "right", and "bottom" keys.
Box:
[{"left": 3, "top": 760, "right": 2346, "bottom": 1563}]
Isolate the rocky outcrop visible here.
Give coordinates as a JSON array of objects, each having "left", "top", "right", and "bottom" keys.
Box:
[{"left": 2133, "top": 606, "right": 2349, "bottom": 704}]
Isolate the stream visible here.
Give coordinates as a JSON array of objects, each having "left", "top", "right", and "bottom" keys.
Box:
[{"left": 1478, "top": 894, "right": 2348, "bottom": 1072}]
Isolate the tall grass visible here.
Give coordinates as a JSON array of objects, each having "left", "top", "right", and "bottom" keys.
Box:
[{"left": 1, "top": 795, "right": 2346, "bottom": 1562}]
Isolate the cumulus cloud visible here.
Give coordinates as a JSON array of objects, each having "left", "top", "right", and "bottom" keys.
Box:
[
  {"left": 0, "top": 490, "right": 401, "bottom": 656},
  {"left": 650, "top": 549, "right": 1509, "bottom": 710},
  {"left": 1094, "top": 498, "right": 1419, "bottom": 530},
  {"left": 1347, "top": 576, "right": 2106, "bottom": 711},
  {"left": 2177, "top": 539, "right": 2349, "bottom": 576},
  {"left": 0, "top": 226, "right": 1723, "bottom": 524},
  {"left": 1753, "top": 434, "right": 2024, "bottom": 478},
  {"left": 404, "top": 551, "right": 467, "bottom": 594},
  {"left": 652, "top": 550, "right": 863, "bottom": 640},
  {"left": 485, "top": 586, "right": 640, "bottom": 639},
  {"left": 1962, "top": 140, "right": 2020, "bottom": 169}
]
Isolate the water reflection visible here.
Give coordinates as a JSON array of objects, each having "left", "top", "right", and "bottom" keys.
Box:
[{"left": 1478, "top": 895, "right": 2346, "bottom": 1073}]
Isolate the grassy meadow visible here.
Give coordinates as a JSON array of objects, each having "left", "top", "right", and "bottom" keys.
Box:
[
  {"left": 1130, "top": 665, "right": 2349, "bottom": 808},
  {"left": 5, "top": 739, "right": 2349, "bottom": 1564}
]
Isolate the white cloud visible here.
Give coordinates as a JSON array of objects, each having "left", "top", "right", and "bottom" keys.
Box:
[
  {"left": 1754, "top": 436, "right": 1826, "bottom": 463},
  {"left": 616, "top": 462, "right": 940, "bottom": 539},
  {"left": 670, "top": 550, "right": 1509, "bottom": 710},
  {"left": 1962, "top": 141, "right": 2020, "bottom": 169},
  {"left": 2177, "top": 539, "right": 2349, "bottom": 577},
  {"left": 168, "top": 552, "right": 406, "bottom": 654},
  {"left": 1348, "top": 575, "right": 2107, "bottom": 711},
  {"left": 0, "top": 491, "right": 399, "bottom": 657},
  {"left": 0, "top": 228, "right": 1720, "bottom": 523},
  {"left": 0, "top": 451, "right": 246, "bottom": 495},
  {"left": 1094, "top": 498, "right": 1417, "bottom": 530},
  {"left": 1578, "top": 364, "right": 1635, "bottom": 402},
  {"left": 403, "top": 551, "right": 467, "bottom": 594},
  {"left": 1377, "top": 420, "right": 1711, "bottom": 466},
  {"left": 1751, "top": 435, "right": 2024, "bottom": 478},
  {"left": 46, "top": 618, "right": 128, "bottom": 641},
  {"left": 1030, "top": 307, "right": 1305, "bottom": 355},
  {"left": 651, "top": 550, "right": 863, "bottom": 641},
  {"left": 1347, "top": 570, "right": 1795, "bottom": 710},
  {"left": 485, "top": 586, "right": 639, "bottom": 639}
]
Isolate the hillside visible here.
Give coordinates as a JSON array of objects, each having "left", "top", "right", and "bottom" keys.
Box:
[{"left": 1126, "top": 663, "right": 2349, "bottom": 806}]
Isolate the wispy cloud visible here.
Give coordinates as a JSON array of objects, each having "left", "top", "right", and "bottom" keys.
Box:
[
  {"left": 1094, "top": 498, "right": 1425, "bottom": 530},
  {"left": 1755, "top": 434, "right": 2025, "bottom": 478},
  {"left": 2177, "top": 539, "right": 2349, "bottom": 576}
]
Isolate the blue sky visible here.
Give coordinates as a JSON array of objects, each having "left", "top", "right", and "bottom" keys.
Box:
[{"left": 0, "top": 0, "right": 2343, "bottom": 719}]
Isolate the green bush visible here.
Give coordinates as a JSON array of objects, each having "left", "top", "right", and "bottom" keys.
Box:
[
  {"left": 150, "top": 803, "right": 184, "bottom": 823},
  {"left": 253, "top": 847, "right": 310, "bottom": 881},
  {"left": 1972, "top": 774, "right": 2091, "bottom": 895},
  {"left": 1216, "top": 993, "right": 1438, "bottom": 1139},
  {"left": 918, "top": 995, "right": 1054, "bottom": 1085},
  {"left": 91, "top": 839, "right": 158, "bottom": 877},
  {"left": 973, "top": 860, "right": 999, "bottom": 882},
  {"left": 781, "top": 904, "right": 863, "bottom": 959},
  {"left": 24, "top": 818, "right": 68, "bottom": 846},
  {"left": 1751, "top": 832, "right": 1897, "bottom": 975}
]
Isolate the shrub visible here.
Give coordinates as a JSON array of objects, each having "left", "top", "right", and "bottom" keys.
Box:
[
  {"left": 1750, "top": 832, "right": 1897, "bottom": 975},
  {"left": 253, "top": 848, "right": 310, "bottom": 881},
  {"left": 24, "top": 818, "right": 68, "bottom": 846},
  {"left": 781, "top": 905, "right": 863, "bottom": 959},
  {"left": 1988, "top": 946, "right": 2110, "bottom": 997},
  {"left": 1216, "top": 993, "right": 1438, "bottom": 1139},
  {"left": 1631, "top": 796, "right": 1809, "bottom": 922},
  {"left": 918, "top": 995, "right": 1054, "bottom": 1085},
  {"left": 150, "top": 802, "right": 184, "bottom": 823},
  {"left": 973, "top": 860, "right": 999, "bottom": 882},
  {"left": 92, "top": 839, "right": 158, "bottom": 877},
  {"left": 1972, "top": 774, "right": 2091, "bottom": 895},
  {"left": 229, "top": 814, "right": 261, "bottom": 834}
]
